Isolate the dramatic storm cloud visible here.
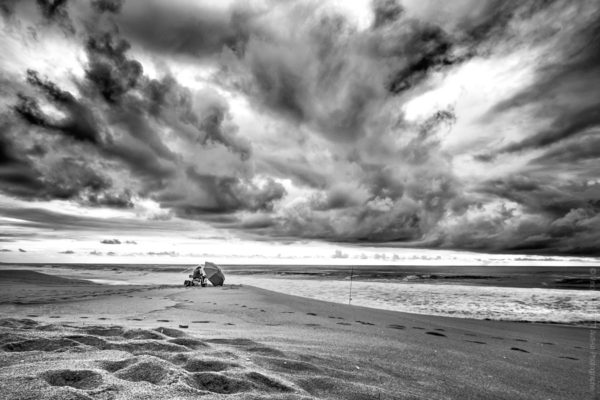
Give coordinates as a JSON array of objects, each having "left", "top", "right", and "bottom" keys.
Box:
[{"left": 0, "top": 0, "right": 599, "bottom": 261}]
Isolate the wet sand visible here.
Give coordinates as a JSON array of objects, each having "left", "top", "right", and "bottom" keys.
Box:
[{"left": 0, "top": 270, "right": 595, "bottom": 399}]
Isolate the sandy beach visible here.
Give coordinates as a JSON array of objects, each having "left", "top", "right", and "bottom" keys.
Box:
[{"left": 0, "top": 269, "right": 594, "bottom": 400}]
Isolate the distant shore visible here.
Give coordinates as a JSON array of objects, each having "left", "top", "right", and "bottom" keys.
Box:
[{"left": 2, "top": 262, "right": 599, "bottom": 290}]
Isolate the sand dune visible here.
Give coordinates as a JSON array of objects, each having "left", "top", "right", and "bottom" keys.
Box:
[{"left": 0, "top": 269, "right": 595, "bottom": 399}]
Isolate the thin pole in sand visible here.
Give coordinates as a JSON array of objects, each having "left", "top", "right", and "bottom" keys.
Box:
[{"left": 349, "top": 265, "right": 354, "bottom": 305}]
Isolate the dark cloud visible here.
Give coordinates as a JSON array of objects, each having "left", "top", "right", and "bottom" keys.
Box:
[
  {"left": 422, "top": 173, "right": 600, "bottom": 256},
  {"left": 18, "top": 248, "right": 26, "bottom": 252},
  {"left": 0, "top": 115, "right": 132, "bottom": 207},
  {"left": 382, "top": 21, "right": 457, "bottom": 95},
  {"left": 0, "top": 0, "right": 19, "bottom": 18},
  {"left": 169, "top": 167, "right": 286, "bottom": 215},
  {"left": 486, "top": 5, "right": 600, "bottom": 154},
  {"left": 115, "top": 1, "right": 249, "bottom": 58},
  {"left": 372, "top": 0, "right": 404, "bottom": 29},
  {"left": 0, "top": 206, "right": 182, "bottom": 234},
  {"left": 479, "top": 175, "right": 599, "bottom": 218},
  {"left": 530, "top": 133, "right": 600, "bottom": 166},
  {"left": 216, "top": 1, "right": 475, "bottom": 144},
  {"left": 199, "top": 103, "right": 251, "bottom": 160},
  {"left": 147, "top": 251, "right": 178, "bottom": 256},
  {"left": 260, "top": 156, "right": 328, "bottom": 189},
  {"left": 36, "top": 0, "right": 68, "bottom": 19},
  {"left": 310, "top": 187, "right": 364, "bottom": 211},
  {"left": 0, "top": 120, "right": 47, "bottom": 199},
  {"left": 36, "top": 0, "right": 74, "bottom": 32},
  {"left": 499, "top": 104, "right": 600, "bottom": 155},
  {"left": 85, "top": 33, "right": 143, "bottom": 104},
  {"left": 4, "top": 25, "right": 253, "bottom": 213},
  {"left": 1, "top": 0, "right": 600, "bottom": 258},
  {"left": 16, "top": 70, "right": 101, "bottom": 143},
  {"left": 0, "top": 249, "right": 12, "bottom": 252},
  {"left": 86, "top": 189, "right": 133, "bottom": 208},
  {"left": 59, "top": 250, "right": 75, "bottom": 254},
  {"left": 3, "top": 2, "right": 469, "bottom": 244},
  {"left": 91, "top": 0, "right": 123, "bottom": 14},
  {"left": 101, "top": 239, "right": 121, "bottom": 244}
]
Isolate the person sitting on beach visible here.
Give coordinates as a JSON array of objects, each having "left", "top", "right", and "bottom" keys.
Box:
[{"left": 192, "top": 265, "right": 207, "bottom": 286}]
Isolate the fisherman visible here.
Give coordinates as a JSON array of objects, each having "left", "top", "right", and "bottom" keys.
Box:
[{"left": 191, "top": 265, "right": 207, "bottom": 286}]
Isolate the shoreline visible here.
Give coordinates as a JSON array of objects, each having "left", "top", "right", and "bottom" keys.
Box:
[
  {"left": 2, "top": 261, "right": 600, "bottom": 290},
  {"left": 1, "top": 266, "right": 598, "bottom": 326}
]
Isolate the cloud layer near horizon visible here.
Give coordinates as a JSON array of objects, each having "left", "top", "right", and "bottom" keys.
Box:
[{"left": 1, "top": 0, "right": 600, "bottom": 257}]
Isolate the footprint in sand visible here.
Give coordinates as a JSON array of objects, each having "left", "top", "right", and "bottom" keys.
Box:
[
  {"left": 559, "top": 356, "right": 579, "bottom": 361},
  {"left": 541, "top": 342, "right": 555, "bottom": 345},
  {"left": 260, "top": 310, "right": 266, "bottom": 312},
  {"left": 356, "top": 321, "right": 375, "bottom": 326},
  {"left": 4, "top": 338, "right": 80, "bottom": 352},
  {"left": 157, "top": 319, "right": 170, "bottom": 322},
  {"left": 99, "top": 358, "right": 138, "bottom": 373},
  {"left": 426, "top": 331, "right": 446, "bottom": 337},
  {"left": 336, "top": 322, "right": 351, "bottom": 326},
  {"left": 42, "top": 369, "right": 102, "bottom": 390},
  {"left": 98, "top": 317, "right": 109, "bottom": 320},
  {"left": 388, "top": 324, "right": 405, "bottom": 330},
  {"left": 412, "top": 326, "right": 425, "bottom": 330},
  {"left": 514, "top": 339, "right": 528, "bottom": 342},
  {"left": 192, "top": 321, "right": 211, "bottom": 324},
  {"left": 184, "top": 359, "right": 236, "bottom": 373},
  {"left": 179, "top": 325, "right": 189, "bottom": 329},
  {"left": 305, "top": 323, "right": 320, "bottom": 327},
  {"left": 510, "top": 347, "right": 529, "bottom": 353},
  {"left": 26, "top": 314, "right": 38, "bottom": 318},
  {"left": 306, "top": 313, "right": 317, "bottom": 316},
  {"left": 225, "top": 323, "right": 235, "bottom": 326},
  {"left": 169, "top": 338, "right": 207, "bottom": 349},
  {"left": 465, "top": 340, "right": 486, "bottom": 344},
  {"left": 80, "top": 316, "right": 88, "bottom": 319},
  {"left": 154, "top": 327, "right": 187, "bottom": 338},
  {"left": 49, "top": 316, "right": 61, "bottom": 319},
  {"left": 113, "top": 359, "right": 176, "bottom": 386},
  {"left": 185, "top": 372, "right": 251, "bottom": 394}
]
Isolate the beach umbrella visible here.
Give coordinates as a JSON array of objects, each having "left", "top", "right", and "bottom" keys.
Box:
[{"left": 204, "top": 262, "right": 225, "bottom": 286}]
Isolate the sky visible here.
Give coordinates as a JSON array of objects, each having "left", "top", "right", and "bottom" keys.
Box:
[{"left": 0, "top": 0, "right": 599, "bottom": 266}]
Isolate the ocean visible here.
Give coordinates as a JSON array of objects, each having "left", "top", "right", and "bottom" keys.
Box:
[{"left": 2, "top": 263, "right": 599, "bottom": 324}]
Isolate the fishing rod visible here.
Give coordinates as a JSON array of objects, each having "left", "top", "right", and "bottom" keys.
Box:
[{"left": 349, "top": 265, "right": 354, "bottom": 305}]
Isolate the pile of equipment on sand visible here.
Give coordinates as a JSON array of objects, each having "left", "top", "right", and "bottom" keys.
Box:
[{"left": 184, "top": 262, "right": 225, "bottom": 287}]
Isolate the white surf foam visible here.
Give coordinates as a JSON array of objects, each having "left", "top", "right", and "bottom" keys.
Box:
[{"left": 229, "top": 276, "right": 600, "bottom": 323}]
